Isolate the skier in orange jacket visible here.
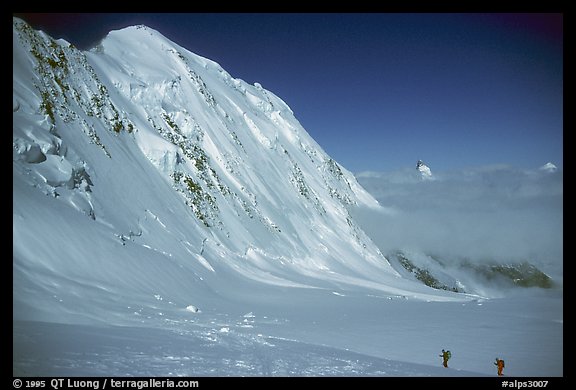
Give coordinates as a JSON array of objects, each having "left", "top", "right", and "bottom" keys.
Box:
[{"left": 494, "top": 357, "right": 505, "bottom": 376}]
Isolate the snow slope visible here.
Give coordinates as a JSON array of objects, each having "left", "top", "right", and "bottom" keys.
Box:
[
  {"left": 13, "top": 17, "right": 460, "bottom": 324},
  {"left": 13, "top": 18, "right": 562, "bottom": 377}
]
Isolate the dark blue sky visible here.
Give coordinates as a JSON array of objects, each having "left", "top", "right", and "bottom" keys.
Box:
[{"left": 15, "top": 13, "right": 563, "bottom": 173}]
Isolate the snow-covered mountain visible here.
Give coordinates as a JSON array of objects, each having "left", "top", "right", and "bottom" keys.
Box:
[
  {"left": 539, "top": 162, "right": 558, "bottom": 173},
  {"left": 13, "top": 17, "right": 464, "bottom": 325},
  {"left": 13, "top": 18, "right": 563, "bottom": 377},
  {"left": 416, "top": 160, "right": 433, "bottom": 179}
]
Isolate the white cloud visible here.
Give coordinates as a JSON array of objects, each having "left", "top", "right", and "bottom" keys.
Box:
[{"left": 353, "top": 165, "right": 563, "bottom": 280}]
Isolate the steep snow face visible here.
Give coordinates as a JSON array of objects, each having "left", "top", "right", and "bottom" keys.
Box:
[{"left": 13, "top": 19, "right": 466, "bottom": 326}]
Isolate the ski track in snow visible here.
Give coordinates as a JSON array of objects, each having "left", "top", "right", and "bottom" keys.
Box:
[
  {"left": 13, "top": 292, "right": 562, "bottom": 377},
  {"left": 13, "top": 320, "right": 485, "bottom": 377}
]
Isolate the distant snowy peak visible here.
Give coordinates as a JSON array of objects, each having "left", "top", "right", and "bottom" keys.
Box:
[
  {"left": 416, "top": 160, "right": 433, "bottom": 179},
  {"left": 539, "top": 162, "right": 558, "bottom": 173}
]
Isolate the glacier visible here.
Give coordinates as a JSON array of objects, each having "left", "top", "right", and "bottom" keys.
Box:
[{"left": 13, "top": 17, "right": 562, "bottom": 377}]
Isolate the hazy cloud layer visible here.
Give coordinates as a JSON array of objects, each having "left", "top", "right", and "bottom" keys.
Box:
[{"left": 354, "top": 165, "right": 563, "bottom": 280}]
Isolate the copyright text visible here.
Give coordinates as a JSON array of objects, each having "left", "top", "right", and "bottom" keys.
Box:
[{"left": 12, "top": 379, "right": 199, "bottom": 390}]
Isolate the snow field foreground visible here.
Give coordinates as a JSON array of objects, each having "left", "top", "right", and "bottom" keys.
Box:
[{"left": 14, "top": 283, "right": 562, "bottom": 376}]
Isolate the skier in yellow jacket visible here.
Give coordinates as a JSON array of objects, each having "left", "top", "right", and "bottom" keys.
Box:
[{"left": 439, "top": 349, "right": 451, "bottom": 368}]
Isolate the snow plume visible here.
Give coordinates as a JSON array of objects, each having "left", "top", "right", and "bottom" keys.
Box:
[{"left": 355, "top": 165, "right": 563, "bottom": 283}]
